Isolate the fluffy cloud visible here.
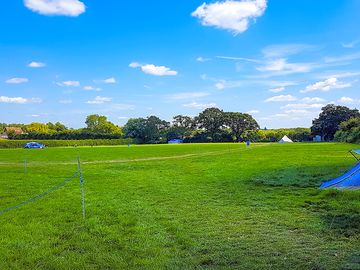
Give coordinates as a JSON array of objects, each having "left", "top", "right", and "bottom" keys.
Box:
[
  {"left": 265, "top": 95, "right": 297, "bottom": 102},
  {"left": 301, "top": 97, "right": 325, "bottom": 103},
  {"left": 5, "top": 78, "right": 29, "bottom": 84},
  {"left": 0, "top": 96, "right": 42, "bottom": 104},
  {"left": 215, "top": 82, "right": 226, "bottom": 90},
  {"left": 167, "top": 92, "right": 210, "bottom": 100},
  {"left": 24, "top": 0, "right": 86, "bottom": 16},
  {"left": 337, "top": 97, "right": 356, "bottom": 104},
  {"left": 196, "top": 57, "right": 211, "bottom": 62},
  {"left": 324, "top": 52, "right": 360, "bottom": 63},
  {"left": 262, "top": 44, "right": 314, "bottom": 58},
  {"left": 341, "top": 40, "right": 360, "bottom": 49},
  {"left": 269, "top": 87, "right": 285, "bottom": 93},
  {"left": 281, "top": 103, "right": 324, "bottom": 110},
  {"left": 129, "top": 62, "right": 178, "bottom": 76},
  {"left": 104, "top": 77, "right": 117, "bottom": 84},
  {"left": 247, "top": 110, "right": 260, "bottom": 114},
  {"left": 257, "top": 58, "right": 312, "bottom": 74},
  {"left": 84, "top": 86, "right": 102, "bottom": 91},
  {"left": 183, "top": 101, "right": 217, "bottom": 109},
  {"left": 86, "top": 96, "right": 112, "bottom": 104},
  {"left": 192, "top": 0, "right": 267, "bottom": 35},
  {"left": 57, "top": 80, "right": 80, "bottom": 87},
  {"left": 300, "top": 78, "right": 351, "bottom": 93},
  {"left": 212, "top": 79, "right": 243, "bottom": 90},
  {"left": 28, "top": 61, "right": 46, "bottom": 68}
]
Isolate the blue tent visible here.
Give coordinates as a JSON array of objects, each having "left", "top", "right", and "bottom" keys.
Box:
[
  {"left": 168, "top": 139, "right": 183, "bottom": 144},
  {"left": 320, "top": 150, "right": 360, "bottom": 190}
]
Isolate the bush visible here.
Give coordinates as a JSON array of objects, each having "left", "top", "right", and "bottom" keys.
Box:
[
  {"left": 256, "top": 128, "right": 312, "bottom": 142},
  {"left": 334, "top": 117, "right": 360, "bottom": 143},
  {"left": 0, "top": 139, "right": 133, "bottom": 149},
  {"left": 8, "top": 131, "right": 122, "bottom": 140}
]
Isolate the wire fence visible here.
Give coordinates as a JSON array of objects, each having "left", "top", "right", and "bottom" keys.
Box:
[{"left": 0, "top": 157, "right": 86, "bottom": 218}]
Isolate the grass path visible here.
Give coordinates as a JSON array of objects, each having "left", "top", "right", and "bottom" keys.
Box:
[{"left": 0, "top": 143, "right": 269, "bottom": 166}]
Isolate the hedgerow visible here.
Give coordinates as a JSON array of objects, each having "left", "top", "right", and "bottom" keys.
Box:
[{"left": 0, "top": 139, "right": 133, "bottom": 148}]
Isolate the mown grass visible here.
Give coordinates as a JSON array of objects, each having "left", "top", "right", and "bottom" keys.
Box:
[{"left": 0, "top": 143, "right": 359, "bottom": 269}]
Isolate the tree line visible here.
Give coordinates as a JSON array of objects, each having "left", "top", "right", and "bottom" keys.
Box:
[
  {"left": 1, "top": 115, "right": 123, "bottom": 140},
  {"left": 311, "top": 104, "right": 360, "bottom": 142},
  {"left": 123, "top": 108, "right": 260, "bottom": 143},
  {"left": 1, "top": 104, "right": 359, "bottom": 143}
]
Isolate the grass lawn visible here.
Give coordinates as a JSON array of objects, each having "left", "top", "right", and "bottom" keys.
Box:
[{"left": 0, "top": 143, "right": 360, "bottom": 269}]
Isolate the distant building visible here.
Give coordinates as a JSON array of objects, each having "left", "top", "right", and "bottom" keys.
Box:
[
  {"left": 168, "top": 139, "right": 183, "bottom": 144},
  {"left": 0, "top": 134, "right": 8, "bottom": 139},
  {"left": 313, "top": 135, "right": 322, "bottom": 142},
  {"left": 5, "top": 127, "right": 24, "bottom": 135}
]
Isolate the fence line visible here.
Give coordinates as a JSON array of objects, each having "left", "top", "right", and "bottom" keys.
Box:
[
  {"left": 0, "top": 171, "right": 79, "bottom": 215},
  {"left": 77, "top": 157, "right": 86, "bottom": 219}
]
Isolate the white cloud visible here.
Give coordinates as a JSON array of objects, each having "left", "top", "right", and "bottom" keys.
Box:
[
  {"left": 192, "top": 0, "right": 267, "bottom": 35},
  {"left": 300, "top": 77, "right": 351, "bottom": 93},
  {"left": 104, "top": 77, "right": 117, "bottom": 84},
  {"left": 183, "top": 101, "right": 217, "bottom": 109},
  {"left": 129, "top": 62, "right": 141, "bottom": 68},
  {"left": 337, "top": 97, "right": 355, "bottom": 104},
  {"left": 102, "top": 103, "right": 135, "bottom": 112},
  {"left": 196, "top": 57, "right": 211, "bottom": 62},
  {"left": 28, "top": 61, "right": 46, "bottom": 68},
  {"left": 83, "top": 86, "right": 102, "bottom": 91},
  {"left": 59, "top": 99, "right": 73, "bottom": 104},
  {"left": 167, "top": 92, "right": 210, "bottom": 100},
  {"left": 212, "top": 79, "right": 243, "bottom": 90},
  {"left": 265, "top": 95, "right": 297, "bottom": 102},
  {"left": 118, "top": 116, "right": 129, "bottom": 120},
  {"left": 57, "top": 80, "right": 80, "bottom": 87},
  {"left": 283, "top": 109, "right": 311, "bottom": 115},
  {"left": 129, "top": 62, "right": 178, "bottom": 76},
  {"left": 24, "top": 0, "right": 86, "bottom": 17},
  {"left": 215, "top": 82, "right": 226, "bottom": 90},
  {"left": 341, "top": 40, "right": 360, "bottom": 49},
  {"left": 269, "top": 87, "right": 285, "bottom": 93},
  {"left": 216, "top": 55, "right": 260, "bottom": 63},
  {"left": 281, "top": 103, "right": 324, "bottom": 110},
  {"left": 262, "top": 44, "right": 314, "bottom": 58},
  {"left": 0, "top": 96, "right": 42, "bottom": 104},
  {"left": 301, "top": 97, "right": 325, "bottom": 103},
  {"left": 324, "top": 52, "right": 360, "bottom": 63},
  {"left": 257, "top": 58, "right": 313, "bottom": 74},
  {"left": 5, "top": 77, "right": 29, "bottom": 84},
  {"left": 86, "top": 96, "right": 112, "bottom": 104},
  {"left": 318, "top": 71, "right": 360, "bottom": 79},
  {"left": 268, "top": 81, "right": 298, "bottom": 87}
]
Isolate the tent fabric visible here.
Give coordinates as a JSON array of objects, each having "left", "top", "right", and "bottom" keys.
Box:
[
  {"left": 168, "top": 139, "right": 183, "bottom": 144},
  {"left": 353, "top": 149, "right": 360, "bottom": 155},
  {"left": 320, "top": 162, "right": 360, "bottom": 189},
  {"left": 279, "top": 135, "right": 293, "bottom": 143}
]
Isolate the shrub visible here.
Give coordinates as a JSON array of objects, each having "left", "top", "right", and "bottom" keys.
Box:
[{"left": 0, "top": 139, "right": 133, "bottom": 149}]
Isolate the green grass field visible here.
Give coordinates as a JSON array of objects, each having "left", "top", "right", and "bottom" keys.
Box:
[{"left": 1, "top": 143, "right": 360, "bottom": 269}]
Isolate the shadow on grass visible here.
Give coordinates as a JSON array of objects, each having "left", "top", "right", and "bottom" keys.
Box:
[
  {"left": 251, "top": 164, "right": 354, "bottom": 188},
  {"left": 304, "top": 190, "right": 360, "bottom": 237}
]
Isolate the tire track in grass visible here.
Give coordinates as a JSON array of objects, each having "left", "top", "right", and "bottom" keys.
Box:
[{"left": 0, "top": 144, "right": 270, "bottom": 166}]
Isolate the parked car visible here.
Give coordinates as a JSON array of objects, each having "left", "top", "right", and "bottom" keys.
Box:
[{"left": 24, "top": 142, "right": 45, "bottom": 149}]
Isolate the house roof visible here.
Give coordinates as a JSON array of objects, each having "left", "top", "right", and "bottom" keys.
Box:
[{"left": 5, "top": 127, "right": 24, "bottom": 134}]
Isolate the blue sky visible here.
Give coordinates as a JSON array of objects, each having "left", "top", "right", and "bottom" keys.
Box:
[{"left": 1, "top": 0, "right": 360, "bottom": 128}]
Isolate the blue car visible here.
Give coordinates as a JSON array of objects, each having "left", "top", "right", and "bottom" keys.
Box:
[{"left": 24, "top": 142, "right": 45, "bottom": 149}]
